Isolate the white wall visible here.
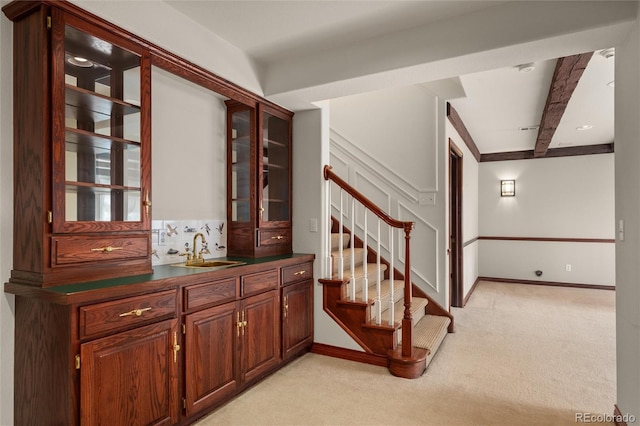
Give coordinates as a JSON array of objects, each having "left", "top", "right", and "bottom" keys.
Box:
[
  {"left": 446, "top": 122, "right": 480, "bottom": 301},
  {"left": 292, "top": 104, "right": 361, "bottom": 351},
  {"left": 0, "top": 1, "right": 13, "bottom": 424},
  {"left": 615, "top": 2, "right": 640, "bottom": 418},
  {"left": 73, "top": 0, "right": 262, "bottom": 97},
  {"left": 478, "top": 154, "right": 615, "bottom": 286},
  {"left": 151, "top": 67, "right": 227, "bottom": 220},
  {"left": 329, "top": 85, "right": 448, "bottom": 308}
]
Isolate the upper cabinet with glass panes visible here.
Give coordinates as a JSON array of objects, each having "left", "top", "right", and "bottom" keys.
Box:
[{"left": 52, "top": 11, "right": 151, "bottom": 234}]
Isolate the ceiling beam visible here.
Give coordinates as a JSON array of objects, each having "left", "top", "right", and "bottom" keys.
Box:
[
  {"left": 534, "top": 52, "right": 594, "bottom": 157},
  {"left": 481, "top": 142, "right": 613, "bottom": 162},
  {"left": 447, "top": 103, "right": 481, "bottom": 162}
]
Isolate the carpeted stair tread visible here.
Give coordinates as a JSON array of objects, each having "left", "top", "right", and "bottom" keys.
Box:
[
  {"left": 331, "top": 247, "right": 366, "bottom": 273},
  {"left": 331, "top": 233, "right": 350, "bottom": 251},
  {"left": 375, "top": 296, "right": 428, "bottom": 326},
  {"left": 414, "top": 314, "right": 451, "bottom": 367},
  {"left": 341, "top": 263, "right": 387, "bottom": 281},
  {"left": 356, "top": 279, "right": 405, "bottom": 305}
]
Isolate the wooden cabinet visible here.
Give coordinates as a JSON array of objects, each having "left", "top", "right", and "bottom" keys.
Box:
[
  {"left": 183, "top": 272, "right": 280, "bottom": 417},
  {"left": 226, "top": 101, "right": 293, "bottom": 258},
  {"left": 281, "top": 262, "right": 314, "bottom": 360},
  {"left": 240, "top": 290, "right": 280, "bottom": 383},
  {"left": 9, "top": 255, "right": 313, "bottom": 426},
  {"left": 80, "top": 319, "right": 180, "bottom": 426},
  {"left": 5, "top": 2, "right": 152, "bottom": 287},
  {"left": 184, "top": 301, "right": 238, "bottom": 416}
]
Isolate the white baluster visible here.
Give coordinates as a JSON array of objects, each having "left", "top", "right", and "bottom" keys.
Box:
[
  {"left": 325, "top": 178, "right": 332, "bottom": 278},
  {"left": 338, "top": 189, "right": 344, "bottom": 280},
  {"left": 362, "top": 211, "right": 368, "bottom": 302},
  {"left": 389, "top": 225, "right": 395, "bottom": 327},
  {"left": 350, "top": 197, "right": 356, "bottom": 301},
  {"left": 376, "top": 219, "right": 382, "bottom": 325}
]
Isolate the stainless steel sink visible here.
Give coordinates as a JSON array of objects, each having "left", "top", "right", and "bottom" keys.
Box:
[{"left": 171, "top": 260, "right": 246, "bottom": 269}]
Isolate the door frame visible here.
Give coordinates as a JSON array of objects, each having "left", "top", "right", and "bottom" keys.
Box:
[{"left": 449, "top": 139, "right": 464, "bottom": 308}]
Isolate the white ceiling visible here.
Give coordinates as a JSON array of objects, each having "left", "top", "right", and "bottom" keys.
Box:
[{"left": 163, "top": 0, "right": 615, "bottom": 155}]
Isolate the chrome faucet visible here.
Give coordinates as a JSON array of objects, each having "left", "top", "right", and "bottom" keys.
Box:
[{"left": 186, "top": 232, "right": 207, "bottom": 266}]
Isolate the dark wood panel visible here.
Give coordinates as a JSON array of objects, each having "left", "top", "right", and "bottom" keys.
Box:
[
  {"left": 310, "top": 343, "right": 388, "bottom": 367},
  {"left": 281, "top": 261, "right": 313, "bottom": 286},
  {"left": 446, "top": 103, "right": 481, "bottom": 162},
  {"left": 11, "top": 3, "right": 51, "bottom": 276},
  {"left": 241, "top": 269, "right": 278, "bottom": 297},
  {"left": 185, "top": 302, "right": 238, "bottom": 416},
  {"left": 80, "top": 319, "right": 180, "bottom": 425},
  {"left": 184, "top": 278, "right": 238, "bottom": 312},
  {"left": 534, "top": 53, "right": 594, "bottom": 157},
  {"left": 480, "top": 143, "right": 614, "bottom": 162},
  {"left": 241, "top": 291, "right": 280, "bottom": 385},
  {"left": 282, "top": 280, "right": 314, "bottom": 360},
  {"left": 79, "top": 289, "right": 177, "bottom": 339},
  {"left": 14, "top": 297, "right": 76, "bottom": 426},
  {"left": 478, "top": 236, "right": 615, "bottom": 243},
  {"left": 478, "top": 276, "right": 615, "bottom": 291},
  {"left": 52, "top": 234, "right": 150, "bottom": 266}
]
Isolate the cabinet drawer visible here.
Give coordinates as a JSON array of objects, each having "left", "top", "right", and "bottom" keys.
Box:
[
  {"left": 257, "top": 229, "right": 291, "bottom": 247},
  {"left": 241, "top": 269, "right": 278, "bottom": 297},
  {"left": 52, "top": 235, "right": 149, "bottom": 266},
  {"left": 281, "top": 262, "right": 313, "bottom": 286},
  {"left": 184, "top": 278, "right": 238, "bottom": 312},
  {"left": 79, "top": 289, "right": 177, "bottom": 339}
]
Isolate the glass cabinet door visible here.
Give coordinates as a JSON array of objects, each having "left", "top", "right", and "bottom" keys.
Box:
[
  {"left": 229, "top": 106, "right": 254, "bottom": 224},
  {"left": 258, "top": 108, "right": 290, "bottom": 225},
  {"left": 52, "top": 12, "right": 150, "bottom": 233}
]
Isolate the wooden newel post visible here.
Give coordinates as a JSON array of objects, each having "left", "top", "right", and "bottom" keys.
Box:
[{"left": 402, "top": 222, "right": 414, "bottom": 357}]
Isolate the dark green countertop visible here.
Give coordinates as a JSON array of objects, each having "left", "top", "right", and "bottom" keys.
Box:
[{"left": 6, "top": 253, "right": 315, "bottom": 303}]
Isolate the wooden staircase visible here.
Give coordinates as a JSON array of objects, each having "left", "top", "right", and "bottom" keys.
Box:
[
  {"left": 320, "top": 165, "right": 453, "bottom": 378},
  {"left": 321, "top": 229, "right": 453, "bottom": 378}
]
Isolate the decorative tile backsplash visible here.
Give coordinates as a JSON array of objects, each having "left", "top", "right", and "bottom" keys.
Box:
[{"left": 151, "top": 219, "right": 226, "bottom": 266}]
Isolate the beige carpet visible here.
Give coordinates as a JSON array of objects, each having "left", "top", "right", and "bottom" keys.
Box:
[{"left": 196, "top": 281, "right": 616, "bottom": 426}]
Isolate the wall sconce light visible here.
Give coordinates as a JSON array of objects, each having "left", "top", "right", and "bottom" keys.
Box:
[{"left": 501, "top": 180, "right": 515, "bottom": 197}]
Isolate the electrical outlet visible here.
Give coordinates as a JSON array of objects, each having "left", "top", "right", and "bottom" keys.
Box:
[{"left": 565, "top": 264, "right": 572, "bottom": 272}]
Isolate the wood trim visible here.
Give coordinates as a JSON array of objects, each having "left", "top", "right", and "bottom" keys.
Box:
[
  {"left": 534, "top": 52, "right": 594, "bottom": 157},
  {"left": 614, "top": 405, "right": 632, "bottom": 426},
  {"left": 463, "top": 277, "right": 481, "bottom": 307},
  {"left": 481, "top": 143, "right": 614, "bottom": 162},
  {"left": 446, "top": 103, "right": 481, "bottom": 162},
  {"left": 311, "top": 343, "right": 389, "bottom": 367},
  {"left": 463, "top": 237, "right": 479, "bottom": 247},
  {"left": 478, "top": 276, "right": 615, "bottom": 291},
  {"left": 449, "top": 139, "right": 464, "bottom": 308},
  {"left": 478, "top": 236, "right": 615, "bottom": 243},
  {"left": 6, "top": 0, "right": 291, "bottom": 114}
]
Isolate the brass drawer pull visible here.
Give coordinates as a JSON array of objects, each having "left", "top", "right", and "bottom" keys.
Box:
[
  {"left": 91, "top": 246, "right": 123, "bottom": 253},
  {"left": 172, "top": 332, "right": 180, "bottom": 363},
  {"left": 271, "top": 236, "right": 284, "bottom": 240},
  {"left": 294, "top": 270, "right": 306, "bottom": 276},
  {"left": 119, "top": 307, "right": 152, "bottom": 317}
]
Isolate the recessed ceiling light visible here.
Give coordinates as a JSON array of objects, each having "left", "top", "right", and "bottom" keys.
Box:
[
  {"left": 67, "top": 56, "right": 93, "bottom": 68},
  {"left": 518, "top": 63, "right": 535, "bottom": 73},
  {"left": 576, "top": 125, "right": 593, "bottom": 131},
  {"left": 600, "top": 48, "right": 615, "bottom": 59},
  {"left": 607, "top": 81, "right": 615, "bottom": 88}
]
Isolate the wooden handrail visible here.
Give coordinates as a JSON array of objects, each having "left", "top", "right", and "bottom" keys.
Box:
[
  {"left": 324, "top": 165, "right": 412, "bottom": 231},
  {"left": 325, "top": 164, "right": 416, "bottom": 359}
]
